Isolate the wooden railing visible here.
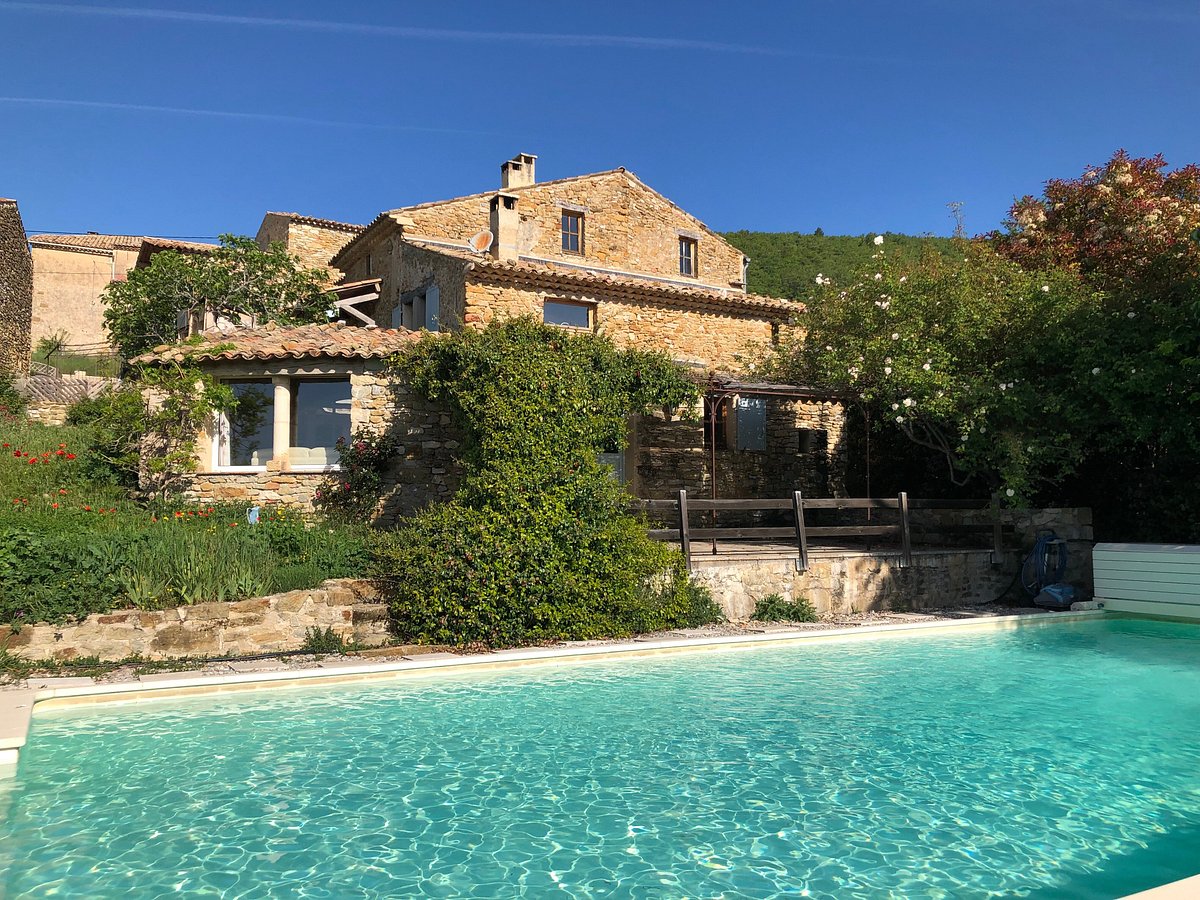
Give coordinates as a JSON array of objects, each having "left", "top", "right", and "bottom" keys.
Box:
[{"left": 635, "top": 491, "right": 1002, "bottom": 570}]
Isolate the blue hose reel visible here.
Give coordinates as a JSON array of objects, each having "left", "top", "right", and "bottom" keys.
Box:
[{"left": 1022, "top": 530, "right": 1076, "bottom": 609}]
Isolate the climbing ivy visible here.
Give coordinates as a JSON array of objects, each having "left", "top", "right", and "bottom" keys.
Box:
[{"left": 373, "top": 317, "right": 719, "bottom": 646}]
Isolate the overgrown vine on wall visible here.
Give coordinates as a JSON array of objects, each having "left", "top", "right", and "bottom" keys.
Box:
[{"left": 373, "top": 317, "right": 720, "bottom": 646}]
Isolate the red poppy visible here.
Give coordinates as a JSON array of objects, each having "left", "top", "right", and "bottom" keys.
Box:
[
  {"left": 27, "top": 458, "right": 36, "bottom": 465},
  {"left": 51, "top": 502, "right": 58, "bottom": 509},
  {"left": 174, "top": 511, "right": 184, "bottom": 518},
  {"left": 1, "top": 443, "right": 7, "bottom": 448},
  {"left": 229, "top": 522, "right": 238, "bottom": 527},
  {"left": 58, "top": 443, "right": 66, "bottom": 449},
  {"left": 83, "top": 505, "right": 92, "bottom": 511},
  {"left": 12, "top": 450, "right": 19, "bottom": 457},
  {"left": 151, "top": 516, "right": 157, "bottom": 522},
  {"left": 58, "top": 489, "right": 68, "bottom": 495},
  {"left": 65, "top": 453, "right": 76, "bottom": 460}
]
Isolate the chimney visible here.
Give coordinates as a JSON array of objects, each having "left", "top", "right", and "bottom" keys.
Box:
[
  {"left": 500, "top": 152, "right": 537, "bottom": 189},
  {"left": 489, "top": 193, "right": 519, "bottom": 261}
]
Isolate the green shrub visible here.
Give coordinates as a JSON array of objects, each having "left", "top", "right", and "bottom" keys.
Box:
[
  {"left": 313, "top": 431, "right": 399, "bottom": 523},
  {"left": 0, "top": 375, "right": 25, "bottom": 420},
  {"left": 301, "top": 626, "right": 348, "bottom": 654},
  {"left": 375, "top": 320, "right": 703, "bottom": 648},
  {"left": 750, "top": 593, "right": 818, "bottom": 623},
  {"left": 66, "top": 385, "right": 148, "bottom": 488}
]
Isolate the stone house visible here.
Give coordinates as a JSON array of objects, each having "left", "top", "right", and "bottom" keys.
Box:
[
  {"left": 135, "top": 154, "right": 846, "bottom": 518},
  {"left": 254, "top": 212, "right": 365, "bottom": 278},
  {"left": 26, "top": 232, "right": 216, "bottom": 358},
  {"left": 0, "top": 199, "right": 33, "bottom": 375}
]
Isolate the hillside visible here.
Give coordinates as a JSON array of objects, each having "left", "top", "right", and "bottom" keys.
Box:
[{"left": 721, "top": 231, "right": 958, "bottom": 300}]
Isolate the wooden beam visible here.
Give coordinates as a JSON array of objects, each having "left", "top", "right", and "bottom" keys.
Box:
[
  {"left": 793, "top": 490, "right": 809, "bottom": 572},
  {"left": 899, "top": 491, "right": 913, "bottom": 568},
  {"left": 677, "top": 489, "right": 692, "bottom": 570}
]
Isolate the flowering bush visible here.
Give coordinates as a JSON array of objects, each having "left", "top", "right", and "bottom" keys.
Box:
[
  {"left": 0, "top": 423, "right": 370, "bottom": 625},
  {"left": 312, "top": 431, "right": 399, "bottom": 523},
  {"left": 771, "top": 240, "right": 1099, "bottom": 500}
]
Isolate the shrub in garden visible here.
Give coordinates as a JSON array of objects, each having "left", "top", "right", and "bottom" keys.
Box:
[
  {"left": 313, "top": 431, "right": 399, "bottom": 523},
  {"left": 750, "top": 593, "right": 818, "bottom": 623},
  {"left": 0, "top": 375, "right": 25, "bottom": 420},
  {"left": 374, "top": 318, "right": 719, "bottom": 646}
]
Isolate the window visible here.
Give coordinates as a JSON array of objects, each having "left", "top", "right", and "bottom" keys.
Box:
[
  {"left": 392, "top": 284, "right": 441, "bottom": 332},
  {"left": 291, "top": 379, "right": 351, "bottom": 467},
  {"left": 214, "top": 377, "right": 351, "bottom": 470},
  {"left": 797, "top": 428, "right": 828, "bottom": 455},
  {"left": 679, "top": 237, "right": 697, "bottom": 277},
  {"left": 217, "top": 380, "right": 273, "bottom": 467},
  {"left": 543, "top": 299, "right": 593, "bottom": 330},
  {"left": 703, "top": 397, "right": 729, "bottom": 450},
  {"left": 735, "top": 396, "right": 767, "bottom": 451},
  {"left": 561, "top": 210, "right": 584, "bottom": 254}
]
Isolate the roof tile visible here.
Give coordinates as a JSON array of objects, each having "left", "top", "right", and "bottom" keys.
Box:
[{"left": 132, "top": 322, "right": 420, "bottom": 365}]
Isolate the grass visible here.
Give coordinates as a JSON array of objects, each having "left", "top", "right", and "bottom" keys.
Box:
[{"left": 0, "top": 419, "right": 373, "bottom": 625}]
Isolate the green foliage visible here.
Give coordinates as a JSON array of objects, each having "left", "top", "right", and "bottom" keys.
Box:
[
  {"left": 301, "top": 626, "right": 350, "bottom": 655},
  {"left": 722, "top": 231, "right": 957, "bottom": 299},
  {"left": 313, "top": 431, "right": 399, "bottom": 523},
  {"left": 0, "top": 375, "right": 25, "bottom": 420},
  {"left": 0, "top": 423, "right": 371, "bottom": 623},
  {"left": 376, "top": 318, "right": 710, "bottom": 647},
  {"left": 66, "top": 385, "right": 149, "bottom": 488},
  {"left": 750, "top": 593, "right": 818, "bottom": 623},
  {"left": 769, "top": 240, "right": 1100, "bottom": 500},
  {"left": 102, "top": 235, "right": 335, "bottom": 359}
]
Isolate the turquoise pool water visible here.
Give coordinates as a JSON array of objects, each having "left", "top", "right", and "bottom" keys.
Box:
[{"left": 2, "top": 617, "right": 1200, "bottom": 898}]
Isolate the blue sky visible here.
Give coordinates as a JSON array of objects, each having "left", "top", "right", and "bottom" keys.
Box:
[{"left": 1, "top": 1, "right": 1197, "bottom": 241}]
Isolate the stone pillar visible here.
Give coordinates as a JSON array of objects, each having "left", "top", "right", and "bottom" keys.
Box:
[{"left": 272, "top": 376, "right": 291, "bottom": 467}]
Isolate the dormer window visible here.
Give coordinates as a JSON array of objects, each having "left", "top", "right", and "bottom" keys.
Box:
[
  {"left": 561, "top": 210, "right": 584, "bottom": 254},
  {"left": 679, "top": 237, "right": 697, "bottom": 277}
]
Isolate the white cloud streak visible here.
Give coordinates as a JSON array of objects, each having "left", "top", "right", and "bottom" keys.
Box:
[
  {"left": 0, "top": 96, "right": 495, "bottom": 133},
  {"left": 0, "top": 2, "right": 785, "bottom": 54}
]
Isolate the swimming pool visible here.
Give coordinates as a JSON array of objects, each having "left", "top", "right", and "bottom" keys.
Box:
[{"left": 2, "top": 616, "right": 1199, "bottom": 898}]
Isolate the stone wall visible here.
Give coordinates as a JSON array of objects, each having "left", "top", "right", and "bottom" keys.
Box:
[
  {"left": 400, "top": 170, "right": 747, "bottom": 289},
  {"left": 693, "top": 506, "right": 1094, "bottom": 620},
  {"left": 694, "top": 550, "right": 1020, "bottom": 622},
  {"left": 181, "top": 363, "right": 462, "bottom": 523},
  {"left": 633, "top": 396, "right": 848, "bottom": 503},
  {"left": 255, "top": 214, "right": 363, "bottom": 279},
  {"left": 2, "top": 579, "right": 390, "bottom": 662},
  {"left": 464, "top": 278, "right": 778, "bottom": 372},
  {"left": 0, "top": 199, "right": 33, "bottom": 374},
  {"left": 28, "top": 243, "right": 134, "bottom": 352}
]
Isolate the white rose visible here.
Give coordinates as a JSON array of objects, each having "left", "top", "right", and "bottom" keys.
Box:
[
  {"left": 873, "top": 234, "right": 884, "bottom": 246},
  {"left": 1006, "top": 488, "right": 1015, "bottom": 497}
]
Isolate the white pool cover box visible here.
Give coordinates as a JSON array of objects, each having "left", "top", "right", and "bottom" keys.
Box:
[{"left": 1093, "top": 543, "right": 1200, "bottom": 621}]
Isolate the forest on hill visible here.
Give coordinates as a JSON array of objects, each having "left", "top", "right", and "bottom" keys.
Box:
[{"left": 722, "top": 231, "right": 957, "bottom": 299}]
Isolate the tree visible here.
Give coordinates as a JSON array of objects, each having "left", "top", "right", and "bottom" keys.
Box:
[
  {"left": 102, "top": 235, "right": 335, "bottom": 359},
  {"left": 989, "top": 150, "right": 1200, "bottom": 538},
  {"left": 990, "top": 150, "right": 1200, "bottom": 289},
  {"left": 768, "top": 240, "right": 1101, "bottom": 500}
]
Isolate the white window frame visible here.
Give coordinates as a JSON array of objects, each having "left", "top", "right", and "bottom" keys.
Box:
[{"left": 210, "top": 376, "right": 351, "bottom": 474}]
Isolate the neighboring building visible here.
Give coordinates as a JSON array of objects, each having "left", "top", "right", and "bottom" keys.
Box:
[
  {"left": 26, "top": 232, "right": 216, "bottom": 357},
  {"left": 136, "top": 154, "right": 846, "bottom": 517},
  {"left": 0, "top": 199, "right": 33, "bottom": 375},
  {"left": 254, "top": 213, "right": 365, "bottom": 278}
]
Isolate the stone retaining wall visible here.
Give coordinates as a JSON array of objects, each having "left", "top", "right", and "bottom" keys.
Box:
[{"left": 2, "top": 579, "right": 390, "bottom": 662}]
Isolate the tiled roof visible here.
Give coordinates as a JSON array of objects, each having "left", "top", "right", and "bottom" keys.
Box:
[
  {"left": 403, "top": 238, "right": 798, "bottom": 319},
  {"left": 268, "top": 212, "right": 366, "bottom": 234},
  {"left": 29, "top": 233, "right": 146, "bottom": 251},
  {"left": 133, "top": 322, "right": 420, "bottom": 365},
  {"left": 138, "top": 237, "right": 217, "bottom": 253}
]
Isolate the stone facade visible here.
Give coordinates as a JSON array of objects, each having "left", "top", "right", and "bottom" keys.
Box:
[
  {"left": 2, "top": 579, "right": 390, "bottom": 662},
  {"left": 179, "top": 360, "right": 462, "bottom": 523},
  {"left": 27, "top": 237, "right": 140, "bottom": 354},
  {"left": 461, "top": 277, "right": 776, "bottom": 371},
  {"left": 255, "top": 213, "right": 364, "bottom": 279},
  {"left": 0, "top": 200, "right": 33, "bottom": 374},
  {"left": 692, "top": 507, "right": 1094, "bottom": 620},
  {"left": 395, "top": 169, "right": 747, "bottom": 289},
  {"left": 633, "top": 396, "right": 847, "bottom": 502}
]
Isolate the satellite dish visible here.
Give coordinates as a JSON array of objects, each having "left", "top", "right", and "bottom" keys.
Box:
[{"left": 469, "top": 230, "right": 494, "bottom": 253}]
